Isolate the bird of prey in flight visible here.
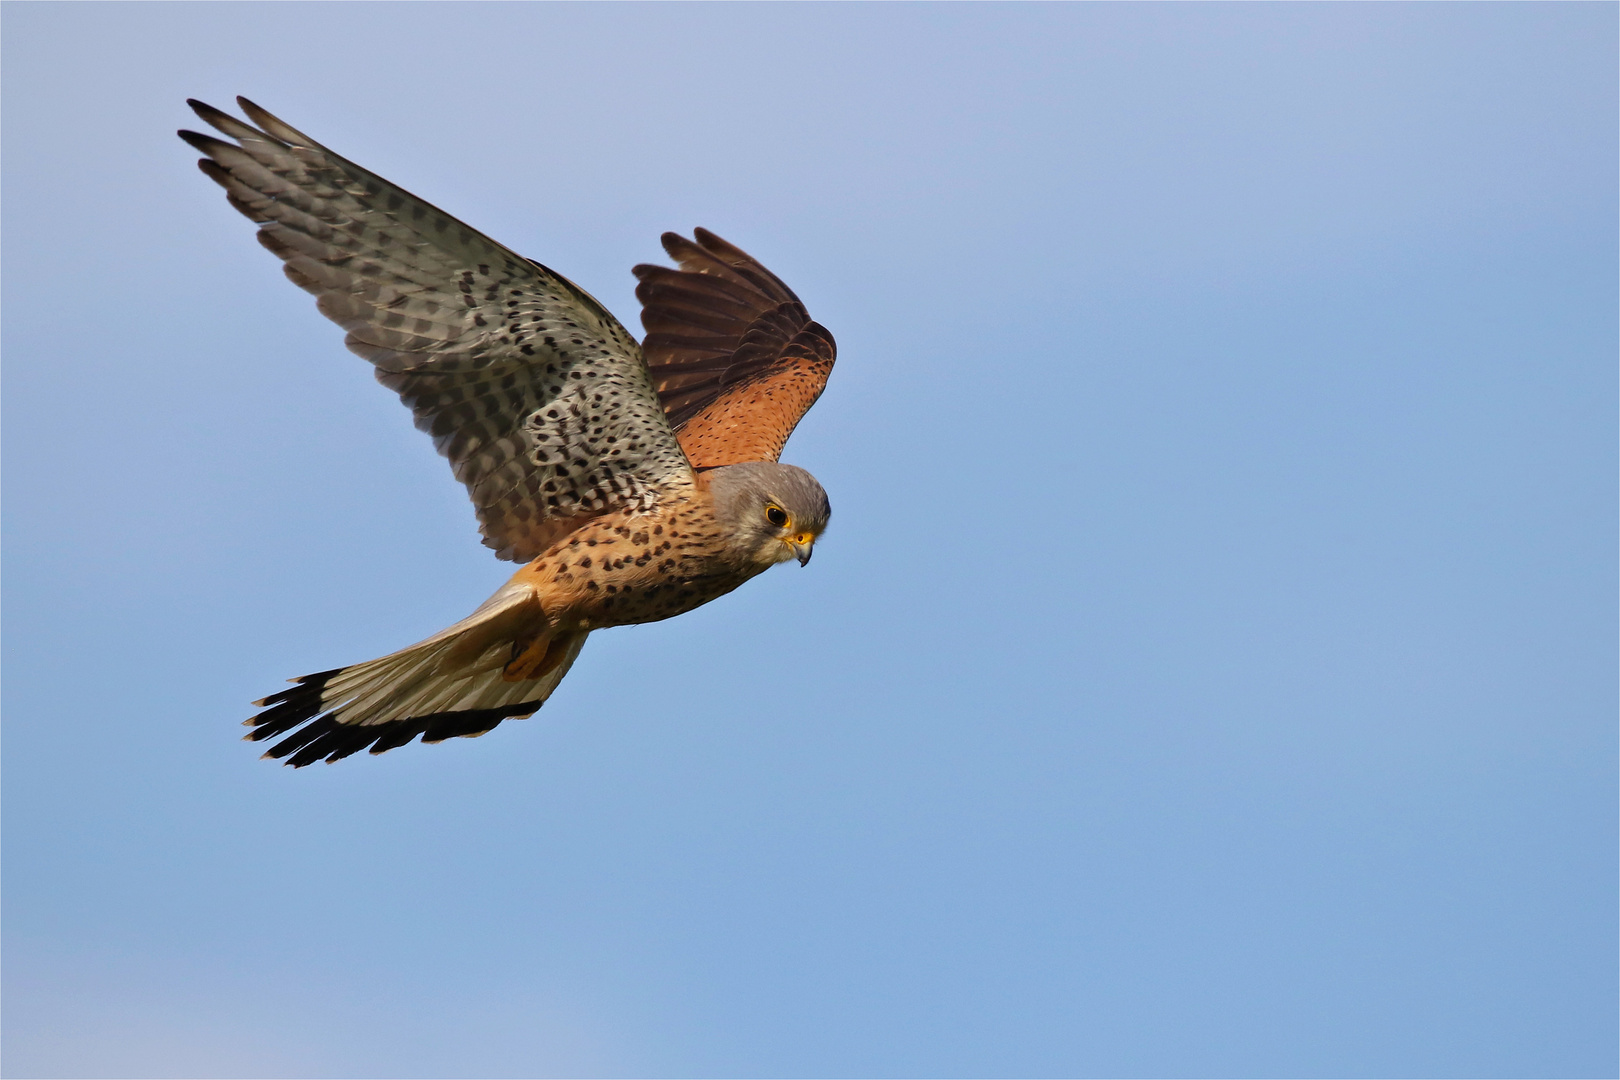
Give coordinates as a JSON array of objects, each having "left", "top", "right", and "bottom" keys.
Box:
[{"left": 180, "top": 98, "right": 836, "bottom": 767}]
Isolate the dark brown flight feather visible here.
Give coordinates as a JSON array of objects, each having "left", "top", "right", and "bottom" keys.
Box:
[{"left": 636, "top": 228, "right": 836, "bottom": 469}]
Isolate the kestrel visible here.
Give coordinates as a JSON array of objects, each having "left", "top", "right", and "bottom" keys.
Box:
[{"left": 180, "top": 98, "right": 836, "bottom": 767}]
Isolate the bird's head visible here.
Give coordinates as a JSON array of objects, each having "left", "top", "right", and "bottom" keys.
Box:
[{"left": 708, "top": 462, "right": 830, "bottom": 569}]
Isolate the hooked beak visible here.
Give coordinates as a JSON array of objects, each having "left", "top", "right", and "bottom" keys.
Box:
[{"left": 790, "top": 538, "right": 814, "bottom": 566}]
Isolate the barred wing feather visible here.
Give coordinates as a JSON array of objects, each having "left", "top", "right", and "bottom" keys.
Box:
[{"left": 181, "top": 97, "right": 691, "bottom": 561}]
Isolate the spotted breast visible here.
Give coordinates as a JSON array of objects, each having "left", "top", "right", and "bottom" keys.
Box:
[{"left": 512, "top": 472, "right": 764, "bottom": 632}]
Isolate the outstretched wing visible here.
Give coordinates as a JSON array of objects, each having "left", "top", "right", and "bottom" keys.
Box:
[
  {"left": 181, "top": 98, "right": 692, "bottom": 561},
  {"left": 634, "top": 229, "right": 836, "bottom": 469}
]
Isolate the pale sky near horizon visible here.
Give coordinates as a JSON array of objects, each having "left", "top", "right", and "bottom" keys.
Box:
[{"left": 3, "top": 3, "right": 1615, "bottom": 1077}]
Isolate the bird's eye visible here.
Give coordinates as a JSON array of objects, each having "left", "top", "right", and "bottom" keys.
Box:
[{"left": 765, "top": 506, "right": 789, "bottom": 528}]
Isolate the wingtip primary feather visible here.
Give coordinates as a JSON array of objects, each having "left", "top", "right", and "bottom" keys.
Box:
[
  {"left": 186, "top": 98, "right": 228, "bottom": 123},
  {"left": 185, "top": 99, "right": 277, "bottom": 146},
  {"left": 185, "top": 98, "right": 229, "bottom": 129},
  {"left": 177, "top": 128, "right": 225, "bottom": 153},
  {"left": 693, "top": 227, "right": 747, "bottom": 264},
  {"left": 236, "top": 96, "right": 318, "bottom": 148}
]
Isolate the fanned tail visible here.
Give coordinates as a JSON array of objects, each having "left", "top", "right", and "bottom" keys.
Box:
[{"left": 245, "top": 582, "right": 585, "bottom": 766}]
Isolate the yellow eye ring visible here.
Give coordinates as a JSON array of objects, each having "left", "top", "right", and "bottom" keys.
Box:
[{"left": 765, "top": 505, "right": 789, "bottom": 528}]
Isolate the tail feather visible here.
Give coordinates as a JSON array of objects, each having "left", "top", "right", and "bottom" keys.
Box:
[
  {"left": 334, "top": 642, "right": 458, "bottom": 726},
  {"left": 245, "top": 582, "right": 587, "bottom": 766}
]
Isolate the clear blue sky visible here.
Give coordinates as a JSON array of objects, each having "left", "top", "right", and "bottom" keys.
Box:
[{"left": 3, "top": 4, "right": 1614, "bottom": 1077}]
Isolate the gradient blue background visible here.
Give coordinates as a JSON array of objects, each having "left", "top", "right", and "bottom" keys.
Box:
[{"left": 4, "top": 4, "right": 1615, "bottom": 1077}]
